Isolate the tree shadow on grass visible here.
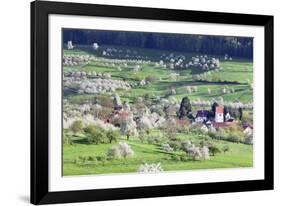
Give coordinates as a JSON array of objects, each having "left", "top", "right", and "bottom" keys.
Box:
[{"left": 72, "top": 138, "right": 89, "bottom": 144}]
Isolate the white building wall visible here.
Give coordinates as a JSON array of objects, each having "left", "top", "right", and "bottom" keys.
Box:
[{"left": 215, "top": 113, "right": 224, "bottom": 123}]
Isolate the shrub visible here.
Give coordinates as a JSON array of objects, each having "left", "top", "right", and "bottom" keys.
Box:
[
  {"left": 118, "top": 142, "right": 134, "bottom": 158},
  {"left": 208, "top": 146, "right": 221, "bottom": 156},
  {"left": 84, "top": 125, "right": 106, "bottom": 144},
  {"left": 170, "top": 155, "right": 181, "bottom": 161},
  {"left": 147, "top": 136, "right": 156, "bottom": 144},
  {"left": 222, "top": 145, "right": 230, "bottom": 153},
  {"left": 168, "top": 140, "right": 181, "bottom": 151},
  {"left": 199, "top": 140, "right": 212, "bottom": 148},
  {"left": 208, "top": 130, "right": 218, "bottom": 139},
  {"left": 180, "top": 155, "right": 189, "bottom": 161},
  {"left": 106, "top": 129, "right": 120, "bottom": 143},
  {"left": 147, "top": 134, "right": 166, "bottom": 145},
  {"left": 227, "top": 130, "right": 245, "bottom": 143},
  {"left": 138, "top": 163, "right": 163, "bottom": 173},
  {"left": 143, "top": 93, "right": 152, "bottom": 101},
  {"left": 83, "top": 156, "right": 98, "bottom": 165},
  {"left": 163, "top": 119, "right": 177, "bottom": 139},
  {"left": 69, "top": 120, "right": 83, "bottom": 134},
  {"left": 189, "top": 147, "right": 202, "bottom": 160},
  {"left": 75, "top": 156, "right": 87, "bottom": 164},
  {"left": 87, "top": 156, "right": 96, "bottom": 161},
  {"left": 107, "top": 142, "right": 134, "bottom": 159},
  {"left": 107, "top": 145, "right": 122, "bottom": 159},
  {"left": 244, "top": 135, "right": 253, "bottom": 145},
  {"left": 200, "top": 146, "right": 210, "bottom": 160},
  {"left": 181, "top": 140, "right": 192, "bottom": 149},
  {"left": 138, "top": 135, "right": 147, "bottom": 143},
  {"left": 63, "top": 134, "right": 73, "bottom": 145},
  {"left": 96, "top": 156, "right": 107, "bottom": 166},
  {"left": 241, "top": 112, "right": 253, "bottom": 125},
  {"left": 175, "top": 119, "right": 191, "bottom": 133},
  {"left": 189, "top": 124, "right": 205, "bottom": 135},
  {"left": 145, "top": 75, "right": 158, "bottom": 83},
  {"left": 95, "top": 95, "right": 114, "bottom": 108},
  {"left": 94, "top": 107, "right": 113, "bottom": 120},
  {"left": 210, "top": 125, "right": 245, "bottom": 143},
  {"left": 161, "top": 143, "right": 173, "bottom": 152},
  {"left": 182, "top": 143, "right": 202, "bottom": 160}
]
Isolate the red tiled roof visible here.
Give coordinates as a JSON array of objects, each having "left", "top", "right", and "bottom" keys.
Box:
[{"left": 216, "top": 106, "right": 224, "bottom": 113}]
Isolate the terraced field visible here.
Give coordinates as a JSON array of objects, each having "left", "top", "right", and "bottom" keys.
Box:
[{"left": 64, "top": 46, "right": 253, "bottom": 105}]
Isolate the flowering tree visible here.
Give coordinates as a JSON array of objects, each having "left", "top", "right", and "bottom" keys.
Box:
[
  {"left": 113, "top": 94, "right": 122, "bottom": 110},
  {"left": 118, "top": 142, "right": 134, "bottom": 158},
  {"left": 69, "top": 120, "right": 83, "bottom": 134},
  {"left": 119, "top": 113, "right": 138, "bottom": 140},
  {"left": 92, "top": 42, "right": 99, "bottom": 50},
  {"left": 107, "top": 142, "right": 134, "bottom": 159},
  {"left": 138, "top": 163, "right": 163, "bottom": 173},
  {"left": 200, "top": 146, "right": 210, "bottom": 160}
]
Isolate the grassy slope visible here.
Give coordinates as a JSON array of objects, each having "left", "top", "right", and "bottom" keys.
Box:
[{"left": 63, "top": 136, "right": 253, "bottom": 176}]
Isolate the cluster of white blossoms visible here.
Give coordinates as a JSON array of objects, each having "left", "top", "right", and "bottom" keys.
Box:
[
  {"left": 65, "top": 71, "right": 111, "bottom": 79},
  {"left": 63, "top": 114, "right": 118, "bottom": 131},
  {"left": 224, "top": 53, "right": 233, "bottom": 60},
  {"left": 185, "top": 86, "right": 198, "bottom": 94},
  {"left": 160, "top": 53, "right": 187, "bottom": 69},
  {"left": 162, "top": 143, "right": 173, "bottom": 152},
  {"left": 107, "top": 142, "right": 135, "bottom": 159},
  {"left": 190, "top": 98, "right": 253, "bottom": 110},
  {"left": 139, "top": 79, "right": 146, "bottom": 86},
  {"left": 136, "top": 108, "right": 166, "bottom": 129},
  {"left": 221, "top": 85, "right": 236, "bottom": 94},
  {"left": 157, "top": 53, "right": 221, "bottom": 71},
  {"left": 101, "top": 47, "right": 152, "bottom": 61},
  {"left": 188, "top": 55, "right": 220, "bottom": 70},
  {"left": 138, "top": 163, "right": 163, "bottom": 173},
  {"left": 95, "top": 57, "right": 149, "bottom": 67},
  {"left": 148, "top": 98, "right": 180, "bottom": 115},
  {"left": 64, "top": 78, "right": 131, "bottom": 94},
  {"left": 119, "top": 114, "right": 139, "bottom": 137},
  {"left": 63, "top": 55, "right": 95, "bottom": 66},
  {"left": 169, "top": 73, "right": 180, "bottom": 81},
  {"left": 182, "top": 141, "right": 210, "bottom": 161}
]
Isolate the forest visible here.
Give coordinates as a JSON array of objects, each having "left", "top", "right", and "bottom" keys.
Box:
[{"left": 63, "top": 29, "right": 253, "bottom": 58}]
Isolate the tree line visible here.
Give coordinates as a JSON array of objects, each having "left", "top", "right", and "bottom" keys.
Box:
[{"left": 63, "top": 29, "right": 253, "bottom": 58}]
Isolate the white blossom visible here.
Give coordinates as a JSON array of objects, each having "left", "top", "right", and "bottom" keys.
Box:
[{"left": 138, "top": 163, "right": 163, "bottom": 173}]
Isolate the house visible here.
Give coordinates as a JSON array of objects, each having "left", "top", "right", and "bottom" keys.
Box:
[
  {"left": 195, "top": 110, "right": 209, "bottom": 123},
  {"left": 215, "top": 106, "right": 224, "bottom": 123},
  {"left": 225, "top": 112, "right": 234, "bottom": 122},
  {"left": 243, "top": 126, "right": 253, "bottom": 136}
]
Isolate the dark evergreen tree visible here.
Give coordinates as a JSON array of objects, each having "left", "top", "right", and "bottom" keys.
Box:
[
  {"left": 209, "top": 102, "right": 219, "bottom": 118},
  {"left": 177, "top": 97, "right": 192, "bottom": 119}
]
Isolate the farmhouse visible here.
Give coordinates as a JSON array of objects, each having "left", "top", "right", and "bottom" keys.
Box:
[
  {"left": 195, "top": 110, "right": 209, "bottom": 123},
  {"left": 192, "top": 103, "right": 237, "bottom": 130},
  {"left": 215, "top": 106, "right": 224, "bottom": 123}
]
